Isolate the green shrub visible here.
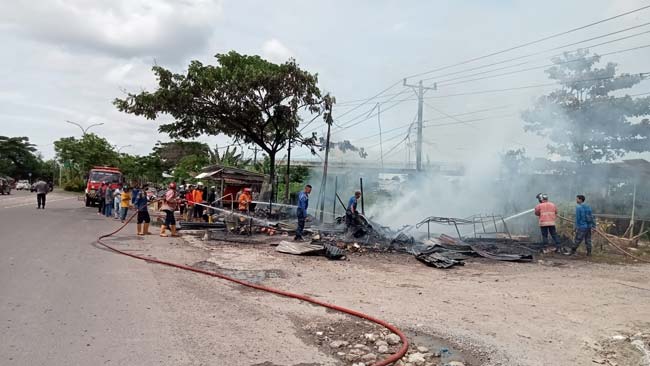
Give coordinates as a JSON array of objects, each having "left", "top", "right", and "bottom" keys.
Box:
[{"left": 63, "top": 176, "right": 86, "bottom": 192}]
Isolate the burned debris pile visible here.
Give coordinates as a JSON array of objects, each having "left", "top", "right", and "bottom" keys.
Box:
[{"left": 182, "top": 203, "right": 539, "bottom": 269}]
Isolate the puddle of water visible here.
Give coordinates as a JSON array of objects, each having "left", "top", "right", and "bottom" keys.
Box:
[
  {"left": 192, "top": 260, "right": 283, "bottom": 284},
  {"left": 409, "top": 332, "right": 481, "bottom": 365}
]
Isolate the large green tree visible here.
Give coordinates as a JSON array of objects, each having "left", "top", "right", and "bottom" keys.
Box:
[
  {"left": 522, "top": 50, "right": 650, "bottom": 165},
  {"left": 152, "top": 140, "right": 211, "bottom": 172},
  {"left": 0, "top": 136, "right": 43, "bottom": 179},
  {"left": 53, "top": 133, "right": 118, "bottom": 176},
  {"left": 208, "top": 145, "right": 251, "bottom": 168},
  {"left": 114, "top": 51, "right": 327, "bottom": 196},
  {"left": 118, "top": 153, "right": 164, "bottom": 185}
]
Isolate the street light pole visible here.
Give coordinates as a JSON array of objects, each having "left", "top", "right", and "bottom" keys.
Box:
[
  {"left": 117, "top": 144, "right": 132, "bottom": 153},
  {"left": 65, "top": 120, "right": 104, "bottom": 136}
]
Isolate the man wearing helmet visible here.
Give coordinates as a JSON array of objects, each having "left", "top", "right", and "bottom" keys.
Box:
[
  {"left": 238, "top": 187, "right": 253, "bottom": 213},
  {"left": 160, "top": 182, "right": 178, "bottom": 237},
  {"left": 534, "top": 193, "right": 561, "bottom": 252}
]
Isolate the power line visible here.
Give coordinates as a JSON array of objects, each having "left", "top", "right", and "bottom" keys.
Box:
[
  {"left": 404, "top": 4, "right": 650, "bottom": 80},
  {"left": 423, "top": 22, "right": 650, "bottom": 83},
  {"left": 423, "top": 101, "right": 478, "bottom": 130},
  {"left": 352, "top": 105, "right": 512, "bottom": 143},
  {"left": 329, "top": 80, "right": 404, "bottom": 121},
  {"left": 437, "top": 43, "right": 650, "bottom": 88},
  {"left": 307, "top": 7, "right": 650, "bottom": 139},
  {"left": 333, "top": 27, "right": 650, "bottom": 111},
  {"left": 420, "top": 72, "right": 650, "bottom": 100},
  {"left": 305, "top": 88, "right": 413, "bottom": 136}
]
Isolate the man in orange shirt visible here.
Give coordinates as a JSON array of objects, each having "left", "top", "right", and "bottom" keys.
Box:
[
  {"left": 238, "top": 188, "right": 252, "bottom": 213},
  {"left": 193, "top": 182, "right": 205, "bottom": 221},
  {"left": 534, "top": 193, "right": 562, "bottom": 252},
  {"left": 184, "top": 185, "right": 194, "bottom": 221}
]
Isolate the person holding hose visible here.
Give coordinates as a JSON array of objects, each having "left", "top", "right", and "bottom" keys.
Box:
[
  {"left": 238, "top": 188, "right": 252, "bottom": 213},
  {"left": 160, "top": 182, "right": 178, "bottom": 237},
  {"left": 294, "top": 184, "right": 311, "bottom": 241},
  {"left": 572, "top": 194, "right": 596, "bottom": 256},
  {"left": 134, "top": 184, "right": 151, "bottom": 235},
  {"left": 534, "top": 193, "right": 562, "bottom": 252}
]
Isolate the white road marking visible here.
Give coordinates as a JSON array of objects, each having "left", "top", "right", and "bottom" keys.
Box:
[{"left": 2, "top": 196, "right": 75, "bottom": 209}]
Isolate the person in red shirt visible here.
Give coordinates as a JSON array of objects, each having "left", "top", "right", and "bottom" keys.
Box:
[{"left": 534, "top": 193, "right": 561, "bottom": 252}]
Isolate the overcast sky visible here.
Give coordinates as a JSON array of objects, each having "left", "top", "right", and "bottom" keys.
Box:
[{"left": 2, "top": 0, "right": 649, "bottom": 165}]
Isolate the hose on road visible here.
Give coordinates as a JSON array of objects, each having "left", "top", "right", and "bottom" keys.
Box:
[{"left": 97, "top": 210, "right": 409, "bottom": 365}]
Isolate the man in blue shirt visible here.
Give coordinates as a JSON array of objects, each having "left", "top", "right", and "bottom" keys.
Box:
[
  {"left": 572, "top": 194, "right": 596, "bottom": 256},
  {"left": 346, "top": 190, "right": 362, "bottom": 228},
  {"left": 135, "top": 184, "right": 151, "bottom": 236},
  {"left": 294, "top": 184, "right": 312, "bottom": 241}
]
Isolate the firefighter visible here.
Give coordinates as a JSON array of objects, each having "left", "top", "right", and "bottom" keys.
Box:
[
  {"left": 160, "top": 182, "right": 178, "bottom": 237},
  {"left": 534, "top": 193, "right": 562, "bottom": 252},
  {"left": 238, "top": 188, "right": 253, "bottom": 213},
  {"left": 193, "top": 182, "right": 205, "bottom": 221}
]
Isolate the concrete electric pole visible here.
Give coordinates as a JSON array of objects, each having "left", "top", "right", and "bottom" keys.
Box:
[{"left": 403, "top": 79, "right": 436, "bottom": 171}]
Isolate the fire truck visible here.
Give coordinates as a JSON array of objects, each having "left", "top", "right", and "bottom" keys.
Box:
[{"left": 85, "top": 166, "right": 123, "bottom": 207}]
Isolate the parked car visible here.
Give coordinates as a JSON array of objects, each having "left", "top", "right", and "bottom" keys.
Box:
[
  {"left": 0, "top": 177, "right": 12, "bottom": 195},
  {"left": 16, "top": 180, "right": 30, "bottom": 190}
]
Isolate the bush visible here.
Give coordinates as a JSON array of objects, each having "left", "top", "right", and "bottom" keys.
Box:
[{"left": 63, "top": 176, "right": 86, "bottom": 192}]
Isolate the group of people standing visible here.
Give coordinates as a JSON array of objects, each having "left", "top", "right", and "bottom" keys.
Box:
[
  {"left": 179, "top": 182, "right": 218, "bottom": 221},
  {"left": 95, "top": 182, "right": 152, "bottom": 235},
  {"left": 534, "top": 193, "right": 596, "bottom": 256}
]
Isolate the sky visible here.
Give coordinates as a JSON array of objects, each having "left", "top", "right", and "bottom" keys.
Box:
[{"left": 1, "top": 0, "right": 650, "bottom": 166}]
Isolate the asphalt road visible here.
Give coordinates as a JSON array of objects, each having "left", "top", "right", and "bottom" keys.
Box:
[
  {"left": 0, "top": 190, "right": 184, "bottom": 365},
  {"left": 0, "top": 190, "right": 337, "bottom": 366}
]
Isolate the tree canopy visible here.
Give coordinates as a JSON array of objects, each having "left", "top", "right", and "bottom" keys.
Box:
[
  {"left": 0, "top": 136, "right": 45, "bottom": 179},
  {"left": 152, "top": 140, "right": 211, "bottom": 171},
  {"left": 522, "top": 50, "right": 650, "bottom": 165},
  {"left": 53, "top": 133, "right": 118, "bottom": 175},
  {"left": 114, "top": 51, "right": 328, "bottom": 193},
  {"left": 209, "top": 145, "right": 251, "bottom": 168}
]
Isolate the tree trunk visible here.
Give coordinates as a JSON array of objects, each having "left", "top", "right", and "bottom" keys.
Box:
[{"left": 268, "top": 151, "right": 276, "bottom": 208}]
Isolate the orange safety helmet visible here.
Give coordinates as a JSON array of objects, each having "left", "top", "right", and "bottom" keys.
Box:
[{"left": 243, "top": 187, "right": 252, "bottom": 192}]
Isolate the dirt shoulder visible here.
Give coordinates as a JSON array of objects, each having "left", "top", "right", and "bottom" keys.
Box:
[{"left": 117, "top": 229, "right": 650, "bottom": 365}]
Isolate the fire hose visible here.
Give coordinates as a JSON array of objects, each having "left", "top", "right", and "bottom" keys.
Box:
[
  {"left": 97, "top": 206, "right": 409, "bottom": 365},
  {"left": 557, "top": 214, "right": 650, "bottom": 264}
]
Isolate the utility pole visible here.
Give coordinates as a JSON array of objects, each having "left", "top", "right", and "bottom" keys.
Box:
[
  {"left": 318, "top": 121, "right": 331, "bottom": 222},
  {"left": 284, "top": 130, "right": 292, "bottom": 202},
  {"left": 377, "top": 103, "right": 384, "bottom": 170},
  {"left": 248, "top": 146, "right": 259, "bottom": 165},
  {"left": 318, "top": 97, "right": 334, "bottom": 222},
  {"left": 629, "top": 182, "right": 637, "bottom": 238},
  {"left": 403, "top": 79, "right": 436, "bottom": 171}
]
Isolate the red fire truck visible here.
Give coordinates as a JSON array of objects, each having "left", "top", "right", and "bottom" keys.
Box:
[{"left": 85, "top": 166, "right": 123, "bottom": 207}]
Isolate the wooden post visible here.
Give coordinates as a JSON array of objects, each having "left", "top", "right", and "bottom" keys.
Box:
[
  {"left": 333, "top": 176, "right": 338, "bottom": 221},
  {"left": 360, "top": 177, "right": 365, "bottom": 215},
  {"left": 629, "top": 182, "right": 637, "bottom": 239},
  {"left": 220, "top": 177, "right": 224, "bottom": 208},
  {"left": 318, "top": 119, "right": 332, "bottom": 222}
]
